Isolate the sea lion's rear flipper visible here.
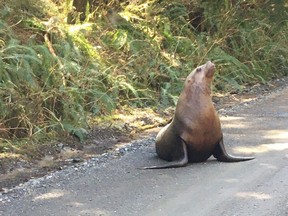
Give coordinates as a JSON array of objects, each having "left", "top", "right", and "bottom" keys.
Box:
[
  {"left": 212, "top": 136, "right": 255, "bottom": 162},
  {"left": 141, "top": 141, "right": 188, "bottom": 169}
]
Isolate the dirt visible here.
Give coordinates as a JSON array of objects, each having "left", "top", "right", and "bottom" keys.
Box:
[{"left": 0, "top": 77, "right": 287, "bottom": 191}]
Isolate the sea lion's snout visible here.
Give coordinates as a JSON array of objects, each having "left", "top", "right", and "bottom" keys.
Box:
[
  {"left": 206, "top": 61, "right": 214, "bottom": 68},
  {"left": 205, "top": 61, "right": 215, "bottom": 78}
]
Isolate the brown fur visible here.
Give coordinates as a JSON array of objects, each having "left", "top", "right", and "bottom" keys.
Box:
[{"left": 144, "top": 61, "right": 254, "bottom": 169}]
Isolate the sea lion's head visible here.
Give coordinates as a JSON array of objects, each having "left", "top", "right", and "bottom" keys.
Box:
[{"left": 185, "top": 61, "right": 215, "bottom": 87}]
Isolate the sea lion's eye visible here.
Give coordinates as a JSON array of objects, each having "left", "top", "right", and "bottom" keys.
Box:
[{"left": 196, "top": 67, "right": 201, "bottom": 72}]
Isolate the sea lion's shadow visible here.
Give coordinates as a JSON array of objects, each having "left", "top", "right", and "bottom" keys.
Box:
[{"left": 146, "top": 154, "right": 220, "bottom": 167}]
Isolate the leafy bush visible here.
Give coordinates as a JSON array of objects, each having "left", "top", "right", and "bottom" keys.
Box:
[{"left": 0, "top": 0, "right": 288, "bottom": 142}]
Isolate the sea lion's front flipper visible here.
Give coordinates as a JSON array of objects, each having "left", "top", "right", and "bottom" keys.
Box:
[
  {"left": 141, "top": 140, "right": 188, "bottom": 169},
  {"left": 212, "top": 136, "right": 255, "bottom": 162}
]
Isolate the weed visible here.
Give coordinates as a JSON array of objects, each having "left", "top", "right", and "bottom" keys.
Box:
[{"left": 0, "top": 0, "right": 288, "bottom": 147}]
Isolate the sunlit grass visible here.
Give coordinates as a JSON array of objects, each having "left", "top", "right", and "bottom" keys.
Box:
[{"left": 0, "top": 0, "right": 288, "bottom": 148}]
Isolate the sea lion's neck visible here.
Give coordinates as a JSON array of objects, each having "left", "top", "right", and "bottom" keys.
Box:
[
  {"left": 184, "top": 84, "right": 212, "bottom": 99},
  {"left": 176, "top": 85, "right": 213, "bottom": 115}
]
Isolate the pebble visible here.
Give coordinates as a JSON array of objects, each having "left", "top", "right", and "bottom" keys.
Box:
[{"left": 2, "top": 81, "right": 288, "bottom": 207}]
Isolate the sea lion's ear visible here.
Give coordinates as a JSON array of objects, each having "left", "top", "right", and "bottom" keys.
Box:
[{"left": 186, "top": 77, "right": 196, "bottom": 86}]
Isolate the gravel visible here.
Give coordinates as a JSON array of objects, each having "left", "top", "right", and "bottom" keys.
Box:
[
  {"left": 0, "top": 137, "right": 155, "bottom": 206},
  {"left": 1, "top": 76, "right": 288, "bottom": 208}
]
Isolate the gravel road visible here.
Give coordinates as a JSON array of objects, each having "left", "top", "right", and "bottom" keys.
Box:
[{"left": 1, "top": 86, "right": 288, "bottom": 216}]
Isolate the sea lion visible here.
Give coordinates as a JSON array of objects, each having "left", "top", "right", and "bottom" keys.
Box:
[{"left": 144, "top": 61, "right": 254, "bottom": 169}]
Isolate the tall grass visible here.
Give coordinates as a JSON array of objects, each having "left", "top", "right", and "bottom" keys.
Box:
[{"left": 0, "top": 0, "right": 288, "bottom": 144}]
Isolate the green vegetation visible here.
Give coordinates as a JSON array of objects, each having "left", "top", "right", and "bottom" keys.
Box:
[{"left": 0, "top": 0, "right": 288, "bottom": 150}]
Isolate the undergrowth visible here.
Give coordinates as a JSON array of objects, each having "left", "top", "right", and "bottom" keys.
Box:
[{"left": 0, "top": 0, "right": 288, "bottom": 150}]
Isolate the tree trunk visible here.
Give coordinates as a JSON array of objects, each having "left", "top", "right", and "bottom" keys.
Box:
[{"left": 67, "top": 0, "right": 88, "bottom": 24}]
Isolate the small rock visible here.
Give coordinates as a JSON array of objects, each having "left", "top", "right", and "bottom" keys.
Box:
[
  {"left": 1, "top": 188, "right": 9, "bottom": 194},
  {"left": 72, "top": 158, "right": 83, "bottom": 163},
  {"left": 57, "top": 143, "right": 64, "bottom": 149}
]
